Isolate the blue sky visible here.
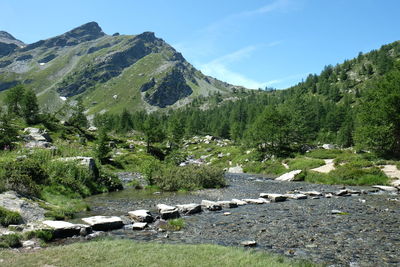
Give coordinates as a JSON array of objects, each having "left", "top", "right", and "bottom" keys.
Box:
[{"left": 1, "top": 0, "right": 400, "bottom": 89}]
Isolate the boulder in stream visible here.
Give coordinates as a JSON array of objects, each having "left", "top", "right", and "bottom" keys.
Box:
[
  {"left": 216, "top": 201, "right": 238, "bottom": 208},
  {"left": 42, "top": 220, "right": 91, "bottom": 238},
  {"left": 81, "top": 216, "right": 124, "bottom": 231},
  {"left": 201, "top": 200, "right": 222, "bottom": 211},
  {"left": 128, "top": 210, "right": 154, "bottom": 223},
  {"left": 260, "top": 193, "right": 287, "bottom": 202},
  {"left": 176, "top": 204, "right": 202, "bottom": 215},
  {"left": 157, "top": 204, "right": 180, "bottom": 219}
]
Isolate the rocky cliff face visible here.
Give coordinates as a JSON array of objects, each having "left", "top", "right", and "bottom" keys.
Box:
[{"left": 0, "top": 22, "right": 240, "bottom": 113}]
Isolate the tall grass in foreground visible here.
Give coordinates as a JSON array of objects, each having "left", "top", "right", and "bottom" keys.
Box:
[{"left": 0, "top": 239, "right": 317, "bottom": 267}]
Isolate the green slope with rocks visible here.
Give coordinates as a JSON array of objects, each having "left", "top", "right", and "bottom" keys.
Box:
[{"left": 0, "top": 22, "right": 242, "bottom": 114}]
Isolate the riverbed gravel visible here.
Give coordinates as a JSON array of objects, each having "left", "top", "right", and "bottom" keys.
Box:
[{"left": 75, "top": 173, "right": 400, "bottom": 266}]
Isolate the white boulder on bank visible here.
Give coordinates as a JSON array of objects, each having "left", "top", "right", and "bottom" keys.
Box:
[
  {"left": 227, "top": 165, "right": 243, "bottom": 173},
  {"left": 275, "top": 170, "right": 302, "bottom": 182}
]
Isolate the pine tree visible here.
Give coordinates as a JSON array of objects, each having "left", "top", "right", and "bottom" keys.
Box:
[
  {"left": 5, "top": 85, "right": 25, "bottom": 116},
  {"left": 21, "top": 88, "right": 40, "bottom": 125}
]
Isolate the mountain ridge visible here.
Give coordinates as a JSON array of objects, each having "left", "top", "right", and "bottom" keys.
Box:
[{"left": 0, "top": 22, "right": 243, "bottom": 114}]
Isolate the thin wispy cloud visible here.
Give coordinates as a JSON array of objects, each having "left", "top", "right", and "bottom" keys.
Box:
[{"left": 199, "top": 46, "right": 269, "bottom": 89}]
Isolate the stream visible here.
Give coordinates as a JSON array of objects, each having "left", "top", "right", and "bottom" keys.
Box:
[{"left": 71, "top": 173, "right": 400, "bottom": 266}]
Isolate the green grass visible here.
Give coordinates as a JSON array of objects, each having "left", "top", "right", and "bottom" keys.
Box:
[
  {"left": 286, "top": 157, "right": 325, "bottom": 170},
  {"left": 243, "top": 160, "right": 287, "bottom": 175},
  {"left": 167, "top": 218, "right": 186, "bottom": 231},
  {"left": 306, "top": 149, "right": 344, "bottom": 159},
  {"left": 0, "top": 239, "right": 316, "bottom": 267},
  {"left": 305, "top": 165, "right": 388, "bottom": 185}
]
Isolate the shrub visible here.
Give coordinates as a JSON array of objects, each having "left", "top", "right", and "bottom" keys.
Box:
[
  {"left": 167, "top": 218, "right": 186, "bottom": 231},
  {"left": 154, "top": 165, "right": 226, "bottom": 191},
  {"left": 23, "top": 229, "right": 54, "bottom": 242},
  {"left": 96, "top": 168, "right": 123, "bottom": 192},
  {"left": 46, "top": 161, "right": 92, "bottom": 197},
  {"left": 0, "top": 233, "right": 21, "bottom": 248},
  {"left": 0, "top": 158, "right": 48, "bottom": 197},
  {"left": 0, "top": 207, "right": 23, "bottom": 226}
]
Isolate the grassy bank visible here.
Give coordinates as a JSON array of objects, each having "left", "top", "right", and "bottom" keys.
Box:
[{"left": 0, "top": 239, "right": 316, "bottom": 267}]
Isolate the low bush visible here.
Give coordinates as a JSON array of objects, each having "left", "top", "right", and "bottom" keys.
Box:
[
  {"left": 154, "top": 165, "right": 226, "bottom": 191},
  {"left": 0, "top": 207, "right": 23, "bottom": 226},
  {"left": 0, "top": 233, "right": 21, "bottom": 248},
  {"left": 167, "top": 218, "right": 186, "bottom": 231},
  {"left": 23, "top": 229, "right": 54, "bottom": 242},
  {"left": 0, "top": 158, "right": 47, "bottom": 197}
]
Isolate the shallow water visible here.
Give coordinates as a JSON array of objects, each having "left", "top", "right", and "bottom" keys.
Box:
[{"left": 71, "top": 173, "right": 400, "bottom": 266}]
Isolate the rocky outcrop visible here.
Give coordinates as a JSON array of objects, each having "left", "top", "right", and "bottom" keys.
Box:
[
  {"left": 23, "top": 127, "right": 53, "bottom": 148},
  {"left": 23, "top": 22, "right": 105, "bottom": 51},
  {"left": 144, "top": 68, "right": 193, "bottom": 108},
  {"left": 81, "top": 216, "right": 124, "bottom": 231},
  {"left": 0, "top": 191, "right": 45, "bottom": 223}
]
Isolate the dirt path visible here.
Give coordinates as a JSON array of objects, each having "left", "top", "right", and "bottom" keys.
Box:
[
  {"left": 311, "top": 159, "right": 335, "bottom": 173},
  {"left": 381, "top": 165, "right": 400, "bottom": 187}
]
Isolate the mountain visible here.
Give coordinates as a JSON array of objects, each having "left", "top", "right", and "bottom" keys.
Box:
[{"left": 0, "top": 22, "right": 243, "bottom": 114}]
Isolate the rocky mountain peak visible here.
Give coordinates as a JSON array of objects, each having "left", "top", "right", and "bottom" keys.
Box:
[
  {"left": 0, "top": 31, "right": 25, "bottom": 46},
  {"left": 23, "top": 21, "right": 105, "bottom": 51},
  {"left": 65, "top": 21, "right": 105, "bottom": 40}
]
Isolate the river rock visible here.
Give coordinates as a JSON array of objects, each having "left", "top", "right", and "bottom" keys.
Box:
[
  {"left": 300, "top": 190, "right": 323, "bottom": 196},
  {"left": 42, "top": 220, "right": 91, "bottom": 238},
  {"left": 81, "top": 216, "right": 124, "bottom": 231},
  {"left": 275, "top": 170, "right": 302, "bottom": 181},
  {"left": 260, "top": 193, "right": 287, "bottom": 202},
  {"left": 227, "top": 165, "right": 243, "bottom": 173},
  {"left": 284, "top": 193, "right": 308, "bottom": 200},
  {"left": 128, "top": 210, "right": 154, "bottom": 223},
  {"left": 22, "top": 240, "right": 37, "bottom": 248},
  {"left": 216, "top": 201, "right": 238, "bottom": 208},
  {"left": 201, "top": 200, "right": 222, "bottom": 211},
  {"left": 231, "top": 199, "right": 247, "bottom": 206},
  {"left": 242, "top": 198, "right": 269, "bottom": 204},
  {"left": 132, "top": 222, "right": 147, "bottom": 230},
  {"left": 241, "top": 240, "right": 257, "bottom": 247},
  {"left": 157, "top": 204, "right": 180, "bottom": 219},
  {"left": 176, "top": 204, "right": 202, "bottom": 215},
  {"left": 372, "top": 185, "right": 399, "bottom": 193},
  {"left": 335, "top": 189, "right": 351, "bottom": 196}
]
